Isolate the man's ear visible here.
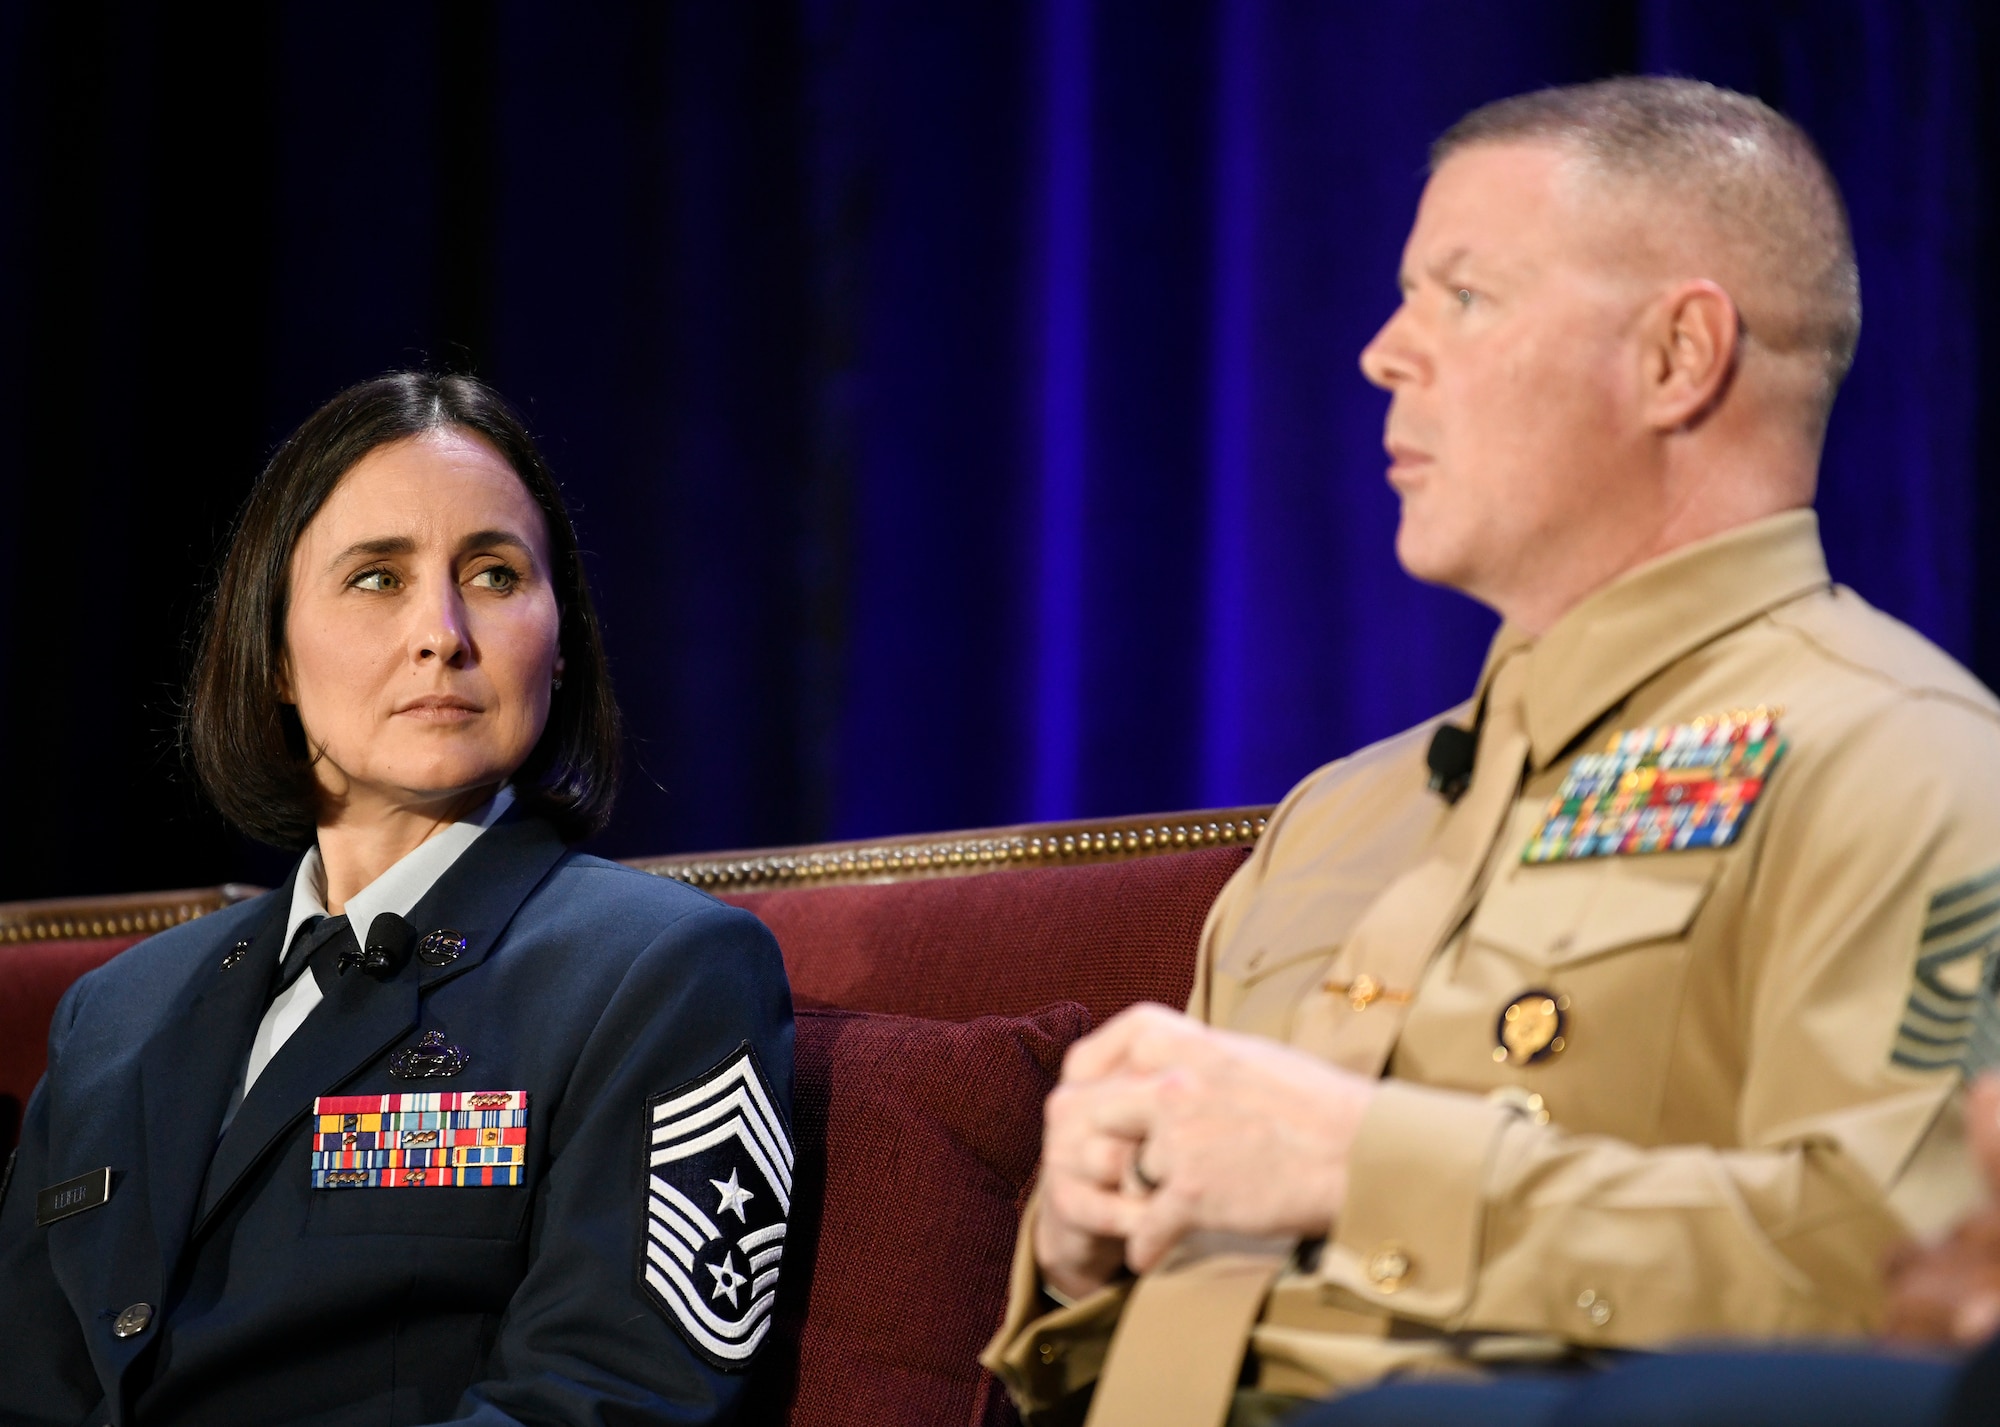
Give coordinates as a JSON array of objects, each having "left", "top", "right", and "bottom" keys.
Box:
[{"left": 1642, "top": 280, "right": 1740, "bottom": 432}]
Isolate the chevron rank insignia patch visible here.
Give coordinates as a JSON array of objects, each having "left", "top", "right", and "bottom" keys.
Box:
[
  {"left": 1523, "top": 709, "right": 1786, "bottom": 862},
  {"left": 640, "top": 1043, "right": 792, "bottom": 1370},
  {"left": 1893, "top": 867, "right": 2000, "bottom": 1075},
  {"left": 311, "top": 1090, "right": 527, "bottom": 1187}
]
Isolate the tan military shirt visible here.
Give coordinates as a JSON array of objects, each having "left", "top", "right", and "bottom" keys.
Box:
[{"left": 985, "top": 511, "right": 2000, "bottom": 1423}]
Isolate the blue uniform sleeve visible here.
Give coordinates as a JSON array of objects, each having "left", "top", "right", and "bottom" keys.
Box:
[
  {"left": 450, "top": 898, "right": 795, "bottom": 1426},
  {"left": 0, "top": 977, "right": 109, "bottom": 1425}
]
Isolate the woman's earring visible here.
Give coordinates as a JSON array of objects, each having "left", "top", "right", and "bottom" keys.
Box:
[{"left": 553, "top": 674, "right": 564, "bottom": 691}]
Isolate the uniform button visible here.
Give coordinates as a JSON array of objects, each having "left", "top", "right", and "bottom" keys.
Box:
[
  {"left": 1037, "top": 1340, "right": 1063, "bottom": 1364},
  {"left": 112, "top": 1303, "right": 153, "bottom": 1338},
  {"left": 1365, "top": 1244, "right": 1411, "bottom": 1292},
  {"left": 1576, "top": 1289, "right": 1613, "bottom": 1327}
]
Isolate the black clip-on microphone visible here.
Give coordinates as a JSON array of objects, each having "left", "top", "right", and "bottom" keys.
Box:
[
  {"left": 359, "top": 912, "right": 417, "bottom": 980},
  {"left": 1426, "top": 693, "right": 1488, "bottom": 806}
]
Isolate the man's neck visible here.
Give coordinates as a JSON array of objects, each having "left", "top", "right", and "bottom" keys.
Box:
[
  {"left": 1496, "top": 497, "right": 1815, "bottom": 637},
  {"left": 1489, "top": 413, "right": 1821, "bottom": 634}
]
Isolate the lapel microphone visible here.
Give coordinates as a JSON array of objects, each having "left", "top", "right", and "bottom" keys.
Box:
[
  {"left": 1426, "top": 724, "right": 1477, "bottom": 803},
  {"left": 1427, "top": 676, "right": 1500, "bottom": 807},
  {"left": 360, "top": 913, "right": 417, "bottom": 980}
]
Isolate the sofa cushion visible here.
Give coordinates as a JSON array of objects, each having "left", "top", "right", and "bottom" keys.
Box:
[
  {"left": 746, "top": 1002, "right": 1091, "bottom": 1427},
  {"left": 724, "top": 845, "right": 1247, "bottom": 1026}
]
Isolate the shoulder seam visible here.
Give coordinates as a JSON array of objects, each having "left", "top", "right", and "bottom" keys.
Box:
[{"left": 1761, "top": 608, "right": 2000, "bottom": 726}]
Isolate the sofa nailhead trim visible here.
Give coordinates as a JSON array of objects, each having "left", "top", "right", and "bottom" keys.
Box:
[{"left": 636, "top": 811, "right": 1272, "bottom": 892}]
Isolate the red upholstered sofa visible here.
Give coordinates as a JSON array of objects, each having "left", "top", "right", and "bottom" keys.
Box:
[{"left": 0, "top": 808, "right": 1269, "bottom": 1426}]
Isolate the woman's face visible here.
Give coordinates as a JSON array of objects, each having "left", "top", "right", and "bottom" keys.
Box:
[{"left": 281, "top": 428, "right": 564, "bottom": 825}]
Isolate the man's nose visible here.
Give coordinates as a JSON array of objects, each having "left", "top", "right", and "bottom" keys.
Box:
[{"left": 1359, "top": 307, "right": 1422, "bottom": 391}]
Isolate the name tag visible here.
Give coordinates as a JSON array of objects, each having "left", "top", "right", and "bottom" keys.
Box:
[
  {"left": 312, "top": 1091, "right": 527, "bottom": 1188},
  {"left": 36, "top": 1167, "right": 111, "bottom": 1227}
]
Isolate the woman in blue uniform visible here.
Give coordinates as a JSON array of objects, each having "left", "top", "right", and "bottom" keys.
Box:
[{"left": 0, "top": 373, "right": 795, "bottom": 1426}]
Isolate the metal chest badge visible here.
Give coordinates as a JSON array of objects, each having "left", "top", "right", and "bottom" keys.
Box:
[
  {"left": 1495, "top": 990, "right": 1570, "bottom": 1065},
  {"left": 1523, "top": 709, "right": 1786, "bottom": 863},
  {"left": 390, "top": 1030, "right": 470, "bottom": 1079},
  {"left": 311, "top": 1090, "right": 526, "bottom": 1187}
]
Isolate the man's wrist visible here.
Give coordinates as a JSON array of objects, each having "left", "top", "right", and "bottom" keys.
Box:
[{"left": 1039, "top": 1263, "right": 1132, "bottom": 1311}]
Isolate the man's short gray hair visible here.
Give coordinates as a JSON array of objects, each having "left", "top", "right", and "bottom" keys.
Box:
[{"left": 1434, "top": 76, "right": 1861, "bottom": 419}]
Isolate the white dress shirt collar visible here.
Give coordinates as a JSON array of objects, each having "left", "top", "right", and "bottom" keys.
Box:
[
  {"left": 279, "top": 785, "right": 517, "bottom": 959},
  {"left": 244, "top": 786, "right": 515, "bottom": 1098}
]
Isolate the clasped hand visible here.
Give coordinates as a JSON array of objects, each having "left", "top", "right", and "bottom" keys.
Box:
[
  {"left": 1884, "top": 1074, "right": 2000, "bottom": 1346},
  {"left": 1033, "top": 1003, "right": 1377, "bottom": 1302}
]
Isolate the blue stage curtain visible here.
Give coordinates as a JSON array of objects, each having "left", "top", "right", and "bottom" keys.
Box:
[{"left": 0, "top": 2, "right": 1991, "bottom": 894}]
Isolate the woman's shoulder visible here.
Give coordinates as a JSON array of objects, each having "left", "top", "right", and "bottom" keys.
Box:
[
  {"left": 61, "top": 890, "right": 281, "bottom": 1021},
  {"left": 523, "top": 852, "right": 769, "bottom": 945},
  {"left": 493, "top": 854, "right": 785, "bottom": 1015},
  {"left": 543, "top": 852, "right": 734, "bottom": 910}
]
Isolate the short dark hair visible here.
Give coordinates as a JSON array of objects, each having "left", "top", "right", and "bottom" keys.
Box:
[
  {"left": 186, "top": 372, "right": 621, "bottom": 848},
  {"left": 1434, "top": 76, "right": 1861, "bottom": 421}
]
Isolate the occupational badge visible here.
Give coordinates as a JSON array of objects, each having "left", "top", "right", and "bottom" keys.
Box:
[
  {"left": 1494, "top": 990, "right": 1569, "bottom": 1066},
  {"left": 1523, "top": 709, "right": 1786, "bottom": 863},
  {"left": 389, "top": 1029, "right": 470, "bottom": 1079},
  {"left": 310, "top": 1090, "right": 526, "bottom": 1187},
  {"left": 1892, "top": 865, "right": 2000, "bottom": 1075},
  {"left": 640, "top": 1043, "right": 792, "bottom": 1370}
]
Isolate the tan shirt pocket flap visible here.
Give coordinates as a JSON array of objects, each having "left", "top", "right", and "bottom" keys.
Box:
[{"left": 1471, "top": 857, "right": 1716, "bottom": 966}]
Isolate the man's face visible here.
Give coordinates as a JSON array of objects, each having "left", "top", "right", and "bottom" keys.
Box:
[{"left": 1360, "top": 142, "right": 1652, "bottom": 619}]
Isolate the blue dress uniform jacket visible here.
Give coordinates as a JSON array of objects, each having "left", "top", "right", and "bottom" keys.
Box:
[{"left": 0, "top": 815, "right": 795, "bottom": 1427}]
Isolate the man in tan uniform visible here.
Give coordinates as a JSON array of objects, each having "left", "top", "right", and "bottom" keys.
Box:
[{"left": 983, "top": 76, "right": 2000, "bottom": 1427}]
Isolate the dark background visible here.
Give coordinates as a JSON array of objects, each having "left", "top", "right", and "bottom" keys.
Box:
[{"left": 0, "top": 1, "right": 1992, "bottom": 899}]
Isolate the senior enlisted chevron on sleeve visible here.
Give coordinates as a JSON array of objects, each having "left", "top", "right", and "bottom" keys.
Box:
[{"left": 986, "top": 509, "right": 2000, "bottom": 1418}]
